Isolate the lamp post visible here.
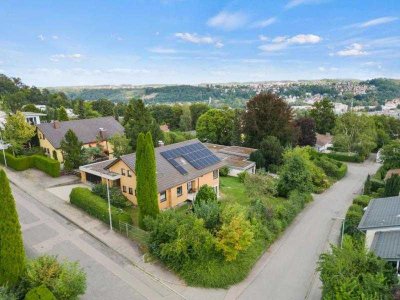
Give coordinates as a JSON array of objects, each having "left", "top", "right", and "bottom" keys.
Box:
[
  {"left": 106, "top": 178, "right": 113, "bottom": 231},
  {"left": 332, "top": 217, "right": 345, "bottom": 248}
]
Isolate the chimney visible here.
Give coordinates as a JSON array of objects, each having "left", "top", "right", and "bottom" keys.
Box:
[
  {"left": 99, "top": 128, "right": 106, "bottom": 140},
  {"left": 53, "top": 121, "right": 60, "bottom": 129}
]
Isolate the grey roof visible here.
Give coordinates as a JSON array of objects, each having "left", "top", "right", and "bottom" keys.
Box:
[
  {"left": 205, "top": 143, "right": 256, "bottom": 170},
  {"left": 370, "top": 231, "right": 400, "bottom": 260},
  {"left": 108, "top": 139, "right": 226, "bottom": 192},
  {"left": 358, "top": 196, "right": 400, "bottom": 230},
  {"left": 37, "top": 117, "right": 124, "bottom": 148}
]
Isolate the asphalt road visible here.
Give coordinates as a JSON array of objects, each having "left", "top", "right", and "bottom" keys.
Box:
[
  {"left": 225, "top": 159, "right": 380, "bottom": 300},
  {"left": 13, "top": 182, "right": 183, "bottom": 300}
]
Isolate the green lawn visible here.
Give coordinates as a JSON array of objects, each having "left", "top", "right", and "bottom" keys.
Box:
[{"left": 220, "top": 176, "right": 250, "bottom": 204}]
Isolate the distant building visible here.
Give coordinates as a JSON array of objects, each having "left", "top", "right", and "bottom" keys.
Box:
[
  {"left": 358, "top": 196, "right": 400, "bottom": 274},
  {"left": 79, "top": 139, "right": 225, "bottom": 209},
  {"left": 315, "top": 133, "right": 333, "bottom": 153},
  {"left": 205, "top": 143, "right": 256, "bottom": 176},
  {"left": 36, "top": 116, "right": 124, "bottom": 162},
  {"left": 334, "top": 102, "right": 348, "bottom": 114},
  {"left": 34, "top": 104, "right": 47, "bottom": 111},
  {"left": 0, "top": 110, "right": 46, "bottom": 128}
]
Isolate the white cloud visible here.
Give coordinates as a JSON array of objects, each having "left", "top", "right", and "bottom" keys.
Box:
[
  {"left": 148, "top": 47, "right": 177, "bottom": 54},
  {"left": 319, "top": 66, "right": 339, "bottom": 72},
  {"left": 251, "top": 17, "right": 277, "bottom": 28},
  {"left": 50, "top": 53, "right": 83, "bottom": 62},
  {"left": 52, "top": 35, "right": 59, "bottom": 40},
  {"left": 259, "top": 35, "right": 269, "bottom": 41},
  {"left": 336, "top": 43, "right": 367, "bottom": 56},
  {"left": 259, "top": 34, "right": 322, "bottom": 52},
  {"left": 38, "top": 34, "right": 45, "bottom": 41},
  {"left": 175, "top": 32, "right": 223, "bottom": 48},
  {"left": 359, "top": 16, "right": 398, "bottom": 28},
  {"left": 285, "top": 0, "right": 325, "bottom": 9},
  {"left": 207, "top": 11, "right": 247, "bottom": 30}
]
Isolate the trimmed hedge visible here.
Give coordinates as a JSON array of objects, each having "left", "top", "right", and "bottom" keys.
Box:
[
  {"left": 370, "top": 178, "right": 385, "bottom": 192},
  {"left": 70, "top": 187, "right": 132, "bottom": 230},
  {"left": 323, "top": 152, "right": 364, "bottom": 163},
  {"left": 0, "top": 152, "right": 60, "bottom": 177},
  {"left": 314, "top": 156, "right": 348, "bottom": 179}
]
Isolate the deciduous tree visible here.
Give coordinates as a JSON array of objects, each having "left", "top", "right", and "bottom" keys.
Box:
[
  {"left": 92, "top": 99, "right": 115, "bottom": 116},
  {"left": 295, "top": 117, "right": 316, "bottom": 146},
  {"left": 0, "top": 170, "right": 25, "bottom": 287},
  {"left": 310, "top": 99, "right": 336, "bottom": 134},
  {"left": 58, "top": 106, "right": 69, "bottom": 121},
  {"left": 179, "top": 105, "right": 192, "bottom": 131},
  {"left": 108, "top": 133, "right": 131, "bottom": 158},
  {"left": 60, "top": 129, "right": 84, "bottom": 171},
  {"left": 196, "top": 109, "right": 234, "bottom": 145},
  {"left": 3, "top": 111, "right": 35, "bottom": 154}
]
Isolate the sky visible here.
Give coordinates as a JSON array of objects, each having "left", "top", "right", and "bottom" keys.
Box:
[{"left": 0, "top": 0, "right": 399, "bottom": 87}]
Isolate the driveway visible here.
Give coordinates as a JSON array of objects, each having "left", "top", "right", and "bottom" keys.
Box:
[
  {"left": 47, "top": 183, "right": 90, "bottom": 202},
  {"left": 225, "top": 158, "right": 380, "bottom": 300}
]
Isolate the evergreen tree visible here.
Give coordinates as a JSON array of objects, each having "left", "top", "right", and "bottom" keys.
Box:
[
  {"left": 60, "top": 129, "right": 84, "bottom": 171},
  {"left": 179, "top": 105, "right": 192, "bottom": 131},
  {"left": 363, "top": 174, "right": 372, "bottom": 195},
  {"left": 310, "top": 98, "right": 336, "bottom": 134},
  {"left": 230, "top": 109, "right": 243, "bottom": 146},
  {"left": 384, "top": 174, "right": 400, "bottom": 197},
  {"left": 123, "top": 99, "right": 163, "bottom": 150},
  {"left": 135, "top": 132, "right": 159, "bottom": 229},
  {"left": 77, "top": 99, "right": 86, "bottom": 119},
  {"left": 58, "top": 106, "right": 69, "bottom": 121},
  {"left": 0, "top": 170, "right": 25, "bottom": 287}
]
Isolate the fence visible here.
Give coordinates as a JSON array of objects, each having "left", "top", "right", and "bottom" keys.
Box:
[{"left": 118, "top": 220, "right": 149, "bottom": 246}]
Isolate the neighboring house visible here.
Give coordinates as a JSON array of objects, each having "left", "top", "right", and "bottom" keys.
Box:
[
  {"left": 34, "top": 104, "right": 47, "bottom": 111},
  {"left": 358, "top": 196, "right": 400, "bottom": 274},
  {"left": 205, "top": 143, "right": 256, "bottom": 176},
  {"left": 0, "top": 110, "right": 46, "bottom": 128},
  {"left": 385, "top": 169, "right": 400, "bottom": 181},
  {"left": 79, "top": 139, "right": 225, "bottom": 209},
  {"left": 315, "top": 133, "right": 333, "bottom": 153},
  {"left": 36, "top": 116, "right": 124, "bottom": 162}
]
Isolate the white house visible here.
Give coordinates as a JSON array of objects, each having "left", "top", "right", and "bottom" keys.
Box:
[
  {"left": 315, "top": 133, "right": 333, "bottom": 153},
  {"left": 0, "top": 110, "right": 46, "bottom": 128}
]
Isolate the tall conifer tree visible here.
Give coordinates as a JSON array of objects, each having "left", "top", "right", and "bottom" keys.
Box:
[{"left": 0, "top": 170, "right": 25, "bottom": 287}]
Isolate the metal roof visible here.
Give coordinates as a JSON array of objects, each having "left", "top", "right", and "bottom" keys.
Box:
[
  {"left": 370, "top": 230, "right": 400, "bottom": 260},
  {"left": 107, "top": 139, "right": 226, "bottom": 192},
  {"left": 358, "top": 196, "right": 400, "bottom": 230},
  {"left": 37, "top": 116, "right": 124, "bottom": 148}
]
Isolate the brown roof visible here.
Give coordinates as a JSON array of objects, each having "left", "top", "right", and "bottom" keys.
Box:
[
  {"left": 385, "top": 169, "right": 400, "bottom": 181},
  {"left": 107, "top": 139, "right": 226, "bottom": 192},
  {"left": 37, "top": 117, "right": 124, "bottom": 148},
  {"left": 316, "top": 133, "right": 333, "bottom": 147}
]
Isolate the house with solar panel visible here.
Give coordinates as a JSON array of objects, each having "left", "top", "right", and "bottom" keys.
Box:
[
  {"left": 358, "top": 196, "right": 400, "bottom": 275},
  {"left": 79, "top": 139, "right": 226, "bottom": 209}
]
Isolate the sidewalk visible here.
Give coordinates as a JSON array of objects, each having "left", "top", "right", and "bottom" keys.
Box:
[{"left": 4, "top": 168, "right": 187, "bottom": 290}]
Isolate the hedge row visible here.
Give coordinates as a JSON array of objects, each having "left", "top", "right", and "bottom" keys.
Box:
[
  {"left": 0, "top": 152, "right": 60, "bottom": 177},
  {"left": 70, "top": 187, "right": 132, "bottom": 230},
  {"left": 323, "top": 152, "right": 364, "bottom": 163},
  {"left": 314, "top": 156, "right": 348, "bottom": 179}
]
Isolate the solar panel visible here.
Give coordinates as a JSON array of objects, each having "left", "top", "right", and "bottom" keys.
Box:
[{"left": 160, "top": 142, "right": 221, "bottom": 173}]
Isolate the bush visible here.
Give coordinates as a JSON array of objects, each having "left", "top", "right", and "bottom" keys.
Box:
[
  {"left": 193, "top": 200, "right": 221, "bottom": 231},
  {"left": 384, "top": 174, "right": 400, "bottom": 197},
  {"left": 344, "top": 204, "right": 364, "bottom": 239},
  {"left": 0, "top": 287, "right": 17, "bottom": 300},
  {"left": 91, "top": 184, "right": 131, "bottom": 208},
  {"left": 24, "top": 255, "right": 86, "bottom": 300},
  {"left": 314, "top": 156, "right": 347, "bottom": 179},
  {"left": 0, "top": 152, "right": 60, "bottom": 177},
  {"left": 243, "top": 173, "right": 277, "bottom": 198},
  {"left": 370, "top": 178, "right": 385, "bottom": 192},
  {"left": 323, "top": 152, "right": 364, "bottom": 163},
  {"left": 219, "top": 167, "right": 229, "bottom": 177},
  {"left": 194, "top": 185, "right": 217, "bottom": 205},
  {"left": 25, "top": 285, "right": 56, "bottom": 300},
  {"left": 237, "top": 171, "right": 248, "bottom": 183},
  {"left": 70, "top": 187, "right": 132, "bottom": 230},
  {"left": 353, "top": 195, "right": 372, "bottom": 208}
]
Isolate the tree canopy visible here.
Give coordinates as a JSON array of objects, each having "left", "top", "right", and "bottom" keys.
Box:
[
  {"left": 2, "top": 111, "right": 36, "bottom": 154},
  {"left": 60, "top": 129, "right": 85, "bottom": 171},
  {"left": 310, "top": 99, "right": 336, "bottom": 134},
  {"left": 196, "top": 109, "right": 234, "bottom": 145}
]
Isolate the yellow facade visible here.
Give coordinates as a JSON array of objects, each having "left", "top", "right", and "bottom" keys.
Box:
[
  {"left": 81, "top": 159, "right": 220, "bottom": 210},
  {"left": 37, "top": 128, "right": 114, "bottom": 163}
]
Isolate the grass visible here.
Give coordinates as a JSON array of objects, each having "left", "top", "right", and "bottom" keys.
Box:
[{"left": 220, "top": 176, "right": 250, "bottom": 204}]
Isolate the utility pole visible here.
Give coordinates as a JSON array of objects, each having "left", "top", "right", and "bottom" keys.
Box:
[{"left": 106, "top": 179, "right": 113, "bottom": 230}]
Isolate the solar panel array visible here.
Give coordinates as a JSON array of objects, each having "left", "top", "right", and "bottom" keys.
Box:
[{"left": 160, "top": 142, "right": 221, "bottom": 175}]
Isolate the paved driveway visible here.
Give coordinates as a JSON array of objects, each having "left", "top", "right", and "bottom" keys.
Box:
[
  {"left": 46, "top": 183, "right": 90, "bottom": 202},
  {"left": 13, "top": 183, "right": 183, "bottom": 300},
  {"left": 225, "top": 159, "right": 380, "bottom": 300}
]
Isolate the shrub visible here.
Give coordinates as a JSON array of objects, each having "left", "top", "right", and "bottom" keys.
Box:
[
  {"left": 323, "top": 152, "right": 364, "bottom": 163},
  {"left": 243, "top": 173, "right": 277, "bottom": 198},
  {"left": 70, "top": 187, "right": 132, "bottom": 230},
  {"left": 25, "top": 255, "right": 86, "bottom": 300},
  {"left": 219, "top": 167, "right": 229, "bottom": 177},
  {"left": 0, "top": 153, "right": 60, "bottom": 177},
  {"left": 25, "top": 285, "right": 56, "bottom": 300},
  {"left": 353, "top": 195, "right": 372, "bottom": 208},
  {"left": 194, "top": 185, "right": 217, "bottom": 205},
  {"left": 237, "top": 171, "right": 248, "bottom": 183},
  {"left": 384, "top": 174, "right": 400, "bottom": 197},
  {"left": 314, "top": 156, "right": 347, "bottom": 179},
  {"left": 370, "top": 178, "right": 385, "bottom": 192},
  {"left": 249, "top": 150, "right": 265, "bottom": 169},
  {"left": 216, "top": 204, "right": 255, "bottom": 262},
  {"left": 344, "top": 204, "right": 364, "bottom": 239},
  {"left": 0, "top": 287, "right": 17, "bottom": 300},
  {"left": 91, "top": 184, "right": 131, "bottom": 208},
  {"left": 193, "top": 201, "right": 221, "bottom": 231}
]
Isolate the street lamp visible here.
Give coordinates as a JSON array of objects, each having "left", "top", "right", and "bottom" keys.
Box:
[
  {"left": 106, "top": 178, "right": 113, "bottom": 231},
  {"left": 332, "top": 217, "right": 345, "bottom": 248}
]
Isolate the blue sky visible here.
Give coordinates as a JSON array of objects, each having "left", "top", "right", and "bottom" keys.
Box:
[{"left": 0, "top": 0, "right": 399, "bottom": 86}]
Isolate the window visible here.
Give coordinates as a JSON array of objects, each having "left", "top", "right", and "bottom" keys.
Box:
[
  {"left": 128, "top": 188, "right": 133, "bottom": 195},
  {"left": 122, "top": 186, "right": 127, "bottom": 193},
  {"left": 121, "top": 168, "right": 126, "bottom": 176},
  {"left": 160, "top": 191, "right": 167, "bottom": 202},
  {"left": 177, "top": 186, "right": 183, "bottom": 197},
  {"left": 127, "top": 170, "right": 132, "bottom": 177},
  {"left": 213, "top": 170, "right": 219, "bottom": 179}
]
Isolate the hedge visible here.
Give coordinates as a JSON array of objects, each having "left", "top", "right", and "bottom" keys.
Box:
[
  {"left": 323, "top": 152, "right": 364, "bottom": 163},
  {"left": 0, "top": 152, "right": 60, "bottom": 177},
  {"left": 370, "top": 178, "right": 385, "bottom": 192},
  {"left": 70, "top": 187, "right": 132, "bottom": 230}
]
